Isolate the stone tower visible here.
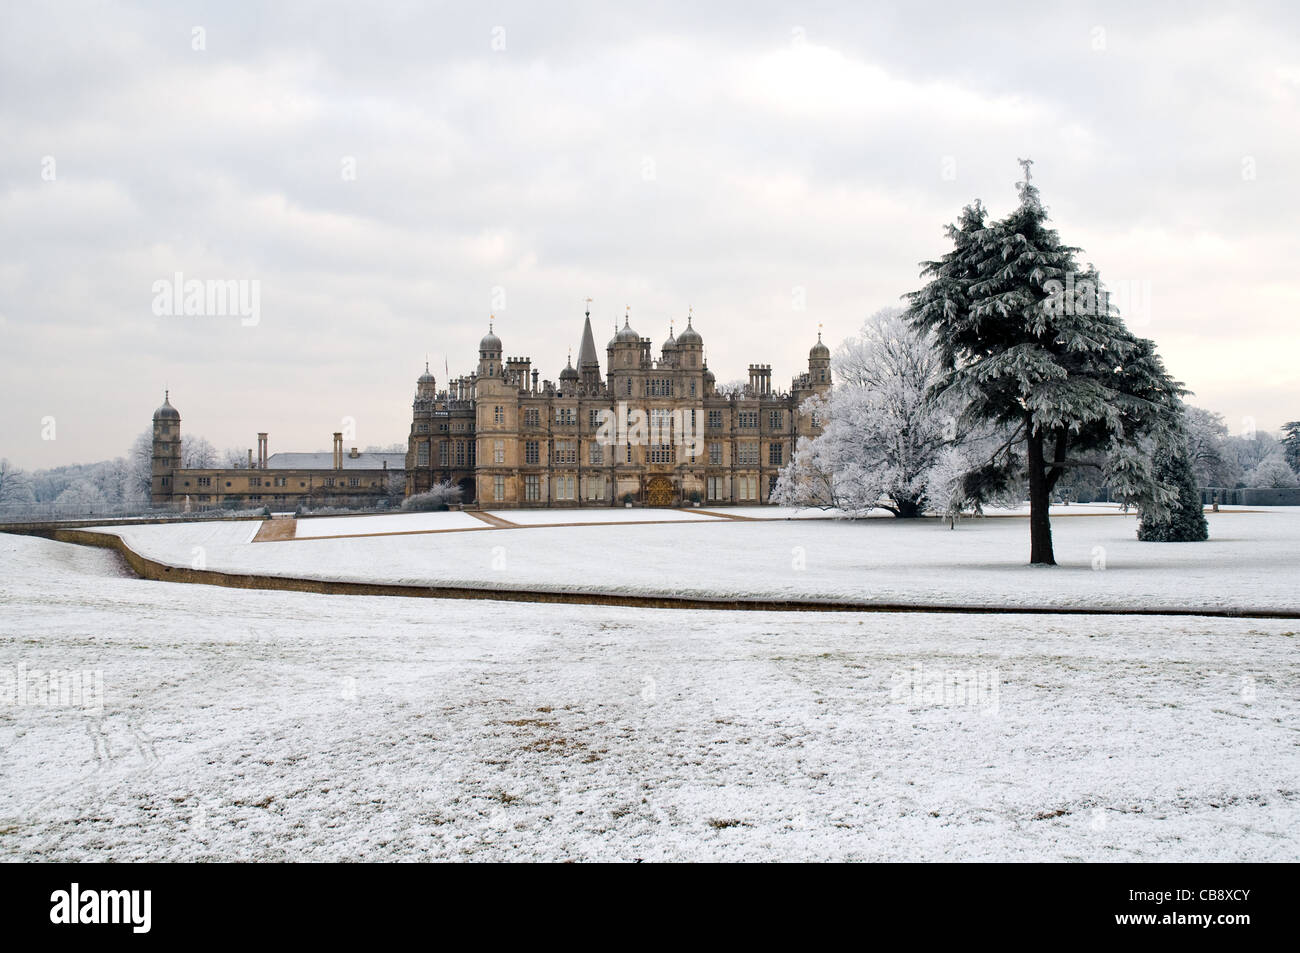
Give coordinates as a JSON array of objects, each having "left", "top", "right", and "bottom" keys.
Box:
[
  {"left": 807, "top": 330, "right": 831, "bottom": 389},
  {"left": 150, "top": 391, "right": 181, "bottom": 504},
  {"left": 477, "top": 320, "right": 502, "bottom": 379}
]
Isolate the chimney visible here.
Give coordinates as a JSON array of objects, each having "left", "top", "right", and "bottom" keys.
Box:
[
  {"left": 247, "top": 448, "right": 253, "bottom": 469},
  {"left": 333, "top": 433, "right": 343, "bottom": 470},
  {"left": 257, "top": 433, "right": 268, "bottom": 469},
  {"left": 350, "top": 447, "right": 359, "bottom": 459}
]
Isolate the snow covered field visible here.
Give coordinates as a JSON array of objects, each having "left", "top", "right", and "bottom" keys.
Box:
[
  {"left": 0, "top": 532, "right": 1295, "bottom": 861},
  {"left": 91, "top": 507, "right": 1300, "bottom": 613},
  {"left": 295, "top": 510, "right": 487, "bottom": 538},
  {"left": 487, "top": 507, "right": 727, "bottom": 525}
]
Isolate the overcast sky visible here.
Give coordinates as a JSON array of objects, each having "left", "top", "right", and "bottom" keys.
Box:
[{"left": 2, "top": 0, "right": 1298, "bottom": 468}]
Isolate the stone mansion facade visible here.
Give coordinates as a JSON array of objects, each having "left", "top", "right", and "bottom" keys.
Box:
[{"left": 406, "top": 310, "right": 832, "bottom": 507}]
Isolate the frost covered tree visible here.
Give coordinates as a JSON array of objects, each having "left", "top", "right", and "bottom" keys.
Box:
[
  {"left": 182, "top": 436, "right": 217, "bottom": 469},
  {"left": 128, "top": 430, "right": 154, "bottom": 501},
  {"left": 0, "top": 458, "right": 36, "bottom": 508},
  {"left": 92, "top": 457, "right": 131, "bottom": 503},
  {"left": 1248, "top": 453, "right": 1300, "bottom": 488},
  {"left": 402, "top": 481, "right": 463, "bottom": 511},
  {"left": 906, "top": 161, "right": 1186, "bottom": 565},
  {"left": 1222, "top": 431, "right": 1278, "bottom": 484},
  {"left": 222, "top": 447, "right": 248, "bottom": 469},
  {"left": 774, "top": 307, "right": 1016, "bottom": 517},
  {"left": 55, "top": 479, "right": 107, "bottom": 511},
  {"left": 1183, "top": 406, "right": 1237, "bottom": 488},
  {"left": 1281, "top": 421, "right": 1300, "bottom": 474}
]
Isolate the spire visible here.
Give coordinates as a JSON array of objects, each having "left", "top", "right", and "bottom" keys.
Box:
[{"left": 578, "top": 311, "right": 599, "bottom": 368}]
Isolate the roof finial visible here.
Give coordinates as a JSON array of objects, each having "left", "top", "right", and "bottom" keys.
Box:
[
  {"left": 818, "top": 322, "right": 823, "bottom": 342},
  {"left": 1018, "top": 156, "right": 1033, "bottom": 182},
  {"left": 585, "top": 296, "right": 593, "bottom": 317},
  {"left": 489, "top": 314, "right": 494, "bottom": 333},
  {"left": 164, "top": 388, "right": 169, "bottom": 402}
]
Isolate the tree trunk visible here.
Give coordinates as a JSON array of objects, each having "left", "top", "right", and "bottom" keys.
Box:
[{"left": 1027, "top": 429, "right": 1056, "bottom": 565}]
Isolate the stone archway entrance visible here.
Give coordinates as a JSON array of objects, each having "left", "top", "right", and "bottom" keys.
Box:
[{"left": 646, "top": 476, "right": 674, "bottom": 507}]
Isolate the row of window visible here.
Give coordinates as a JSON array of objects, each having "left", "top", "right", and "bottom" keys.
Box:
[
  {"left": 706, "top": 409, "right": 785, "bottom": 430},
  {"left": 416, "top": 441, "right": 476, "bottom": 467},
  {"left": 507, "top": 393, "right": 801, "bottom": 433},
  {"left": 491, "top": 474, "right": 780, "bottom": 503},
  {"left": 189, "top": 475, "right": 304, "bottom": 489},
  {"left": 415, "top": 421, "right": 470, "bottom": 433},
  {"left": 415, "top": 439, "right": 784, "bottom": 467}
]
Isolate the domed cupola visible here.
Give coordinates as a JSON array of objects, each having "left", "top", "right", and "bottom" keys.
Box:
[
  {"left": 676, "top": 314, "right": 703, "bottom": 347},
  {"left": 478, "top": 319, "right": 503, "bottom": 378},
  {"left": 480, "top": 322, "right": 502, "bottom": 354},
  {"left": 417, "top": 361, "right": 437, "bottom": 398},
  {"left": 153, "top": 390, "right": 180, "bottom": 421},
  {"left": 560, "top": 354, "right": 579, "bottom": 382},
  {"left": 614, "top": 315, "right": 640, "bottom": 345},
  {"left": 809, "top": 329, "right": 830, "bottom": 361}
]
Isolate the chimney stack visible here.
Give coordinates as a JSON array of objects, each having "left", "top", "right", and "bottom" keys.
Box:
[
  {"left": 257, "top": 433, "right": 268, "bottom": 469},
  {"left": 333, "top": 433, "right": 343, "bottom": 470}
]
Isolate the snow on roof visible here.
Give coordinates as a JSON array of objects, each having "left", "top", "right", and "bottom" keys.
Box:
[{"left": 265, "top": 452, "right": 406, "bottom": 471}]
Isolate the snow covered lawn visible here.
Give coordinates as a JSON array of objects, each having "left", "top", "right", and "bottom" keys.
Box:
[
  {"left": 88, "top": 508, "right": 1300, "bottom": 613},
  {"left": 0, "top": 533, "right": 1295, "bottom": 861},
  {"left": 487, "top": 507, "right": 727, "bottom": 525},
  {"left": 295, "top": 510, "right": 487, "bottom": 538}
]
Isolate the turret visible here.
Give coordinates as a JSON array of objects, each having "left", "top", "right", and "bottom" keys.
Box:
[
  {"left": 607, "top": 310, "right": 642, "bottom": 394},
  {"left": 478, "top": 320, "right": 503, "bottom": 379},
  {"left": 808, "top": 329, "right": 831, "bottom": 389},
  {"left": 675, "top": 312, "right": 703, "bottom": 368},
  {"left": 150, "top": 390, "right": 181, "bottom": 504},
  {"left": 559, "top": 353, "right": 579, "bottom": 394},
  {"left": 417, "top": 361, "right": 437, "bottom": 399}
]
